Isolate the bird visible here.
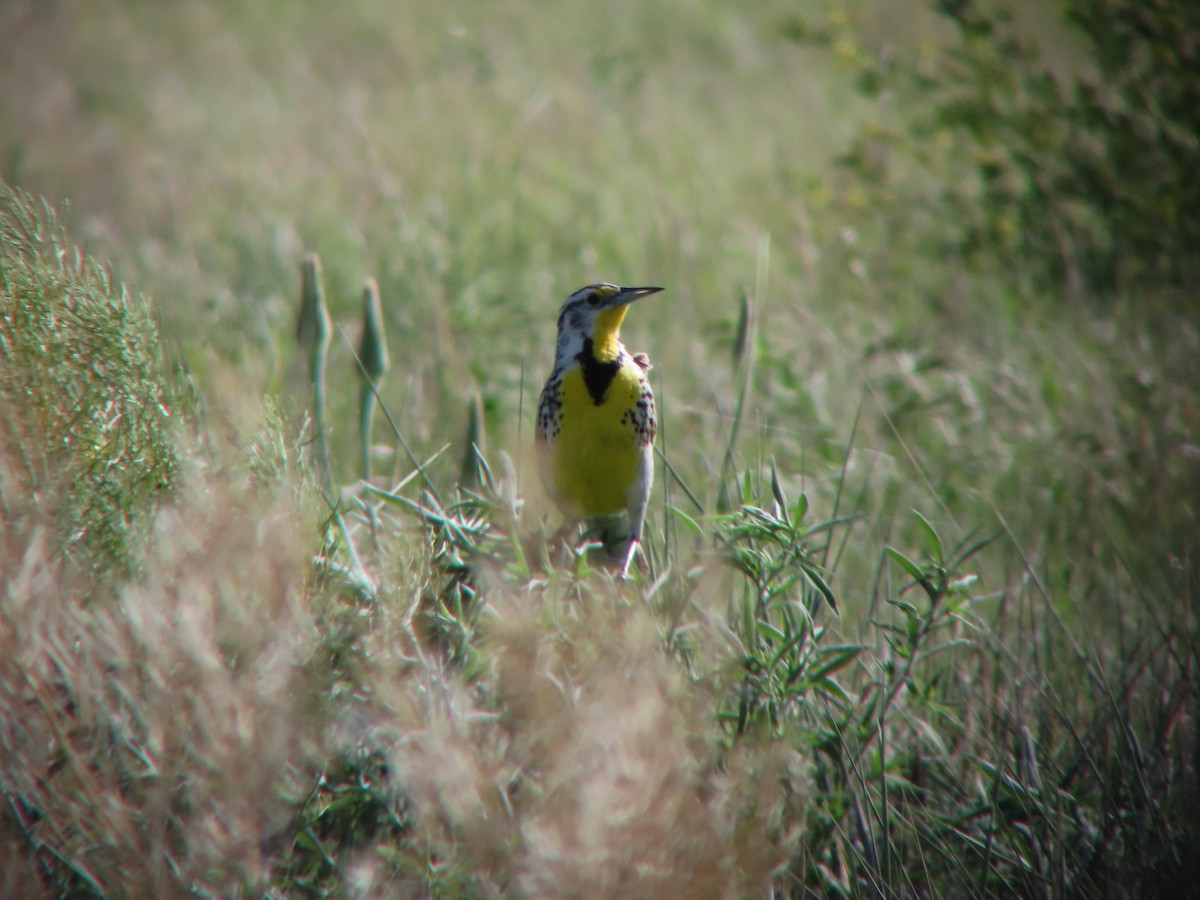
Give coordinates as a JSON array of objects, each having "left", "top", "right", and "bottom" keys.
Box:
[{"left": 536, "top": 283, "right": 663, "bottom": 577}]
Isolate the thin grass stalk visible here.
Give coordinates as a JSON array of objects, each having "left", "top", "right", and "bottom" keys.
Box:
[
  {"left": 459, "top": 391, "right": 485, "bottom": 490},
  {"left": 356, "top": 278, "right": 389, "bottom": 481},
  {"left": 717, "top": 234, "right": 766, "bottom": 511},
  {"left": 358, "top": 385, "right": 374, "bottom": 482},
  {"left": 297, "top": 254, "right": 333, "bottom": 493},
  {"left": 716, "top": 293, "right": 753, "bottom": 513}
]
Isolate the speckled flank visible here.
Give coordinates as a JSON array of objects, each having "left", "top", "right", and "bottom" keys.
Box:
[
  {"left": 622, "top": 380, "right": 657, "bottom": 448},
  {"left": 536, "top": 373, "right": 565, "bottom": 440}
]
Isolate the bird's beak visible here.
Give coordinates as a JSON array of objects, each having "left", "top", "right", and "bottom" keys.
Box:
[{"left": 614, "top": 286, "right": 664, "bottom": 306}]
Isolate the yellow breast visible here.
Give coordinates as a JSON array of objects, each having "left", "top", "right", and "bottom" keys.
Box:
[{"left": 542, "top": 360, "right": 651, "bottom": 518}]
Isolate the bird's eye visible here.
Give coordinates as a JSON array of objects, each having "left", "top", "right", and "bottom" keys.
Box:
[{"left": 586, "top": 294, "right": 601, "bottom": 307}]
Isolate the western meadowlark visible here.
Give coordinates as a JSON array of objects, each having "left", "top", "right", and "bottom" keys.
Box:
[{"left": 536, "top": 283, "right": 663, "bottom": 576}]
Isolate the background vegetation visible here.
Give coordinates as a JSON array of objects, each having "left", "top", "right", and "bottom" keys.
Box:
[{"left": 1, "top": 0, "right": 1196, "bottom": 896}]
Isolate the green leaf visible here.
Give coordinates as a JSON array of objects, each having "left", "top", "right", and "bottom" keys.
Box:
[
  {"left": 757, "top": 620, "right": 787, "bottom": 645},
  {"left": 669, "top": 505, "right": 705, "bottom": 536},
  {"left": 921, "top": 637, "right": 975, "bottom": 659},
  {"left": 949, "top": 573, "right": 978, "bottom": 591},
  {"left": 810, "top": 676, "right": 855, "bottom": 706},
  {"left": 886, "top": 597, "right": 918, "bottom": 616},
  {"left": 948, "top": 529, "right": 1000, "bottom": 569},
  {"left": 800, "top": 562, "right": 838, "bottom": 613},
  {"left": 803, "top": 511, "right": 865, "bottom": 538},
  {"left": 807, "top": 645, "right": 865, "bottom": 680},
  {"left": 885, "top": 545, "right": 925, "bottom": 583},
  {"left": 770, "top": 457, "right": 789, "bottom": 522},
  {"left": 768, "top": 629, "right": 811, "bottom": 671},
  {"left": 912, "top": 509, "right": 943, "bottom": 563}
]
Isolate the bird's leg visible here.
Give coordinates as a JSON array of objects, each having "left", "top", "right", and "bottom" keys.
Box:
[
  {"left": 618, "top": 537, "right": 640, "bottom": 579},
  {"left": 618, "top": 484, "right": 649, "bottom": 579}
]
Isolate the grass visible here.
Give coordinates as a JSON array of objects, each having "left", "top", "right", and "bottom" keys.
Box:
[
  {"left": 0, "top": 186, "right": 179, "bottom": 579},
  {"left": 2, "top": 0, "right": 1198, "bottom": 896}
]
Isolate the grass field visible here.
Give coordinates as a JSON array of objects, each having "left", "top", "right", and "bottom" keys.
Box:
[{"left": 2, "top": 0, "right": 1197, "bottom": 896}]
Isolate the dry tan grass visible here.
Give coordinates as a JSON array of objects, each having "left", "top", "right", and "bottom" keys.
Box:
[
  {"left": 325, "top": 579, "right": 803, "bottom": 898},
  {"left": 0, "top": 459, "right": 324, "bottom": 896},
  {"left": 497, "top": 600, "right": 799, "bottom": 898}
]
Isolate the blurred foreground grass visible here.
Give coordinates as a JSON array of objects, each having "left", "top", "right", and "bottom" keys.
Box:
[{"left": 1, "top": 0, "right": 1197, "bottom": 896}]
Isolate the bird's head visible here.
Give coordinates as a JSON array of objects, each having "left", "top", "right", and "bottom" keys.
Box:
[{"left": 553, "top": 283, "right": 662, "bottom": 364}]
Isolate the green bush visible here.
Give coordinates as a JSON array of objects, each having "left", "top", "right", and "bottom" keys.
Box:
[
  {"left": 794, "top": 0, "right": 1200, "bottom": 299},
  {"left": 0, "top": 182, "right": 181, "bottom": 578}
]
